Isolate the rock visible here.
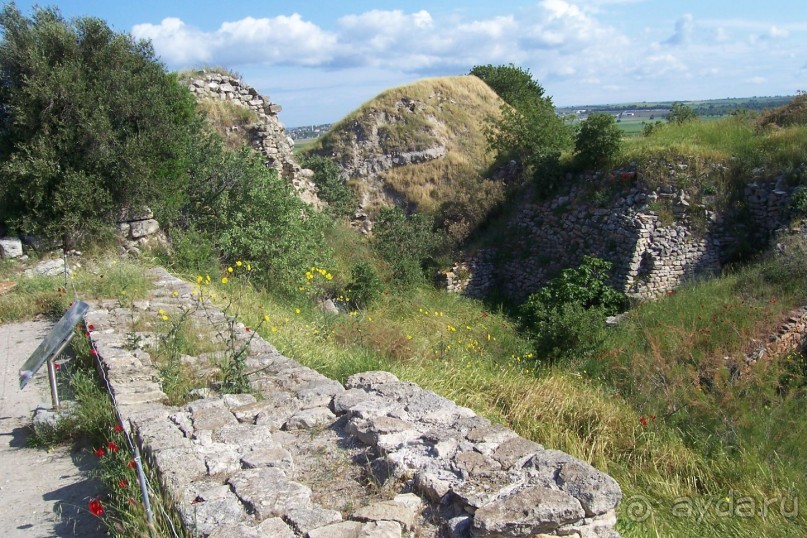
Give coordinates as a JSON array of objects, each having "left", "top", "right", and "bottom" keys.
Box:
[
  {"left": 129, "top": 219, "right": 160, "bottom": 239},
  {"left": 345, "top": 371, "right": 400, "bottom": 390},
  {"left": 351, "top": 497, "right": 419, "bottom": 530},
  {"left": 257, "top": 517, "right": 296, "bottom": 537},
  {"left": 228, "top": 468, "right": 312, "bottom": 521},
  {"left": 25, "top": 258, "right": 70, "bottom": 277},
  {"left": 283, "top": 406, "right": 336, "bottom": 430},
  {"left": 307, "top": 521, "right": 364, "bottom": 538},
  {"left": 555, "top": 460, "right": 623, "bottom": 516},
  {"left": 446, "top": 516, "right": 473, "bottom": 538},
  {"left": 472, "top": 487, "right": 586, "bottom": 537},
  {"left": 358, "top": 521, "right": 402, "bottom": 538},
  {"left": 0, "top": 237, "right": 23, "bottom": 258},
  {"left": 284, "top": 506, "right": 342, "bottom": 535},
  {"left": 241, "top": 446, "right": 294, "bottom": 472},
  {"left": 191, "top": 406, "right": 238, "bottom": 431}
]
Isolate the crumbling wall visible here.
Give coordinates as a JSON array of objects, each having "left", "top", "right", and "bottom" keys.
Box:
[{"left": 84, "top": 267, "right": 622, "bottom": 538}]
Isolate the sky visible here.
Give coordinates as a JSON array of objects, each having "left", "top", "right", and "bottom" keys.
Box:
[{"left": 10, "top": 1, "right": 807, "bottom": 127}]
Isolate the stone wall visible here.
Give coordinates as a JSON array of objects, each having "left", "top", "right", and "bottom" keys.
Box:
[
  {"left": 84, "top": 267, "right": 622, "bottom": 538},
  {"left": 185, "top": 72, "right": 322, "bottom": 208},
  {"left": 443, "top": 172, "right": 800, "bottom": 302}
]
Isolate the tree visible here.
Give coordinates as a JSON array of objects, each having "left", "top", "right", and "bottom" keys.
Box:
[
  {"left": 0, "top": 5, "right": 197, "bottom": 246},
  {"left": 470, "top": 64, "right": 546, "bottom": 109},
  {"left": 574, "top": 113, "right": 622, "bottom": 168},
  {"left": 667, "top": 102, "right": 697, "bottom": 125},
  {"left": 472, "top": 64, "right": 572, "bottom": 195},
  {"left": 299, "top": 154, "right": 357, "bottom": 218},
  {"left": 486, "top": 98, "right": 572, "bottom": 194}
]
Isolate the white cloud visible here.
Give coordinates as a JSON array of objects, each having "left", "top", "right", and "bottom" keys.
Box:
[
  {"left": 749, "top": 76, "right": 767, "bottom": 84},
  {"left": 663, "top": 14, "right": 694, "bottom": 46},
  {"left": 132, "top": 14, "right": 337, "bottom": 67}
]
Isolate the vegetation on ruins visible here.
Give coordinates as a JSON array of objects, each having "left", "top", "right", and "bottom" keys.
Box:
[{"left": 2, "top": 7, "right": 807, "bottom": 536}]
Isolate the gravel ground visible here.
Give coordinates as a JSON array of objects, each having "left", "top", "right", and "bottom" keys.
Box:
[{"left": 0, "top": 321, "right": 106, "bottom": 537}]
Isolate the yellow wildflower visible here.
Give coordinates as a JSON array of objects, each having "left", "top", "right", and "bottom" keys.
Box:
[
  {"left": 264, "top": 315, "right": 270, "bottom": 322},
  {"left": 247, "top": 264, "right": 251, "bottom": 271},
  {"left": 271, "top": 326, "right": 278, "bottom": 333},
  {"left": 162, "top": 315, "right": 169, "bottom": 321},
  {"left": 196, "top": 276, "right": 203, "bottom": 284},
  {"left": 221, "top": 277, "right": 229, "bottom": 284},
  {"left": 172, "top": 290, "right": 179, "bottom": 297},
  {"left": 227, "top": 266, "right": 234, "bottom": 273},
  {"left": 295, "top": 308, "right": 301, "bottom": 314},
  {"left": 236, "top": 260, "right": 243, "bottom": 267}
]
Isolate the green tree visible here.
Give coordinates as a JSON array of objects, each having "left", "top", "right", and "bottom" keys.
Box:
[
  {"left": 470, "top": 64, "right": 546, "bottom": 109},
  {"left": 0, "top": 5, "right": 197, "bottom": 246},
  {"left": 667, "top": 102, "right": 697, "bottom": 125},
  {"left": 574, "top": 113, "right": 622, "bottom": 168},
  {"left": 486, "top": 99, "right": 572, "bottom": 194},
  {"left": 473, "top": 64, "right": 571, "bottom": 194}
]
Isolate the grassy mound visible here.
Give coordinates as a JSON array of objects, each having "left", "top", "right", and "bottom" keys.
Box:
[{"left": 306, "top": 76, "right": 506, "bottom": 241}]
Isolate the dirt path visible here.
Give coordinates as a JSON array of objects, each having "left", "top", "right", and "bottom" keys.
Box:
[{"left": 0, "top": 321, "right": 105, "bottom": 537}]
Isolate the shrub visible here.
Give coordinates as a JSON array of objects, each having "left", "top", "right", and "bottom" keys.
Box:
[
  {"left": 0, "top": 5, "right": 198, "bottom": 246},
  {"left": 347, "top": 261, "right": 384, "bottom": 308},
  {"left": 470, "top": 64, "right": 547, "bottom": 109},
  {"left": 519, "top": 256, "right": 627, "bottom": 361},
  {"left": 667, "top": 102, "right": 697, "bottom": 125},
  {"left": 299, "top": 154, "right": 358, "bottom": 218},
  {"left": 575, "top": 113, "right": 622, "bottom": 169},
  {"left": 373, "top": 206, "right": 442, "bottom": 286}
]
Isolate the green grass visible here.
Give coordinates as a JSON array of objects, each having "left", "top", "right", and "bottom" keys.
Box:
[{"left": 6, "top": 227, "right": 807, "bottom": 537}]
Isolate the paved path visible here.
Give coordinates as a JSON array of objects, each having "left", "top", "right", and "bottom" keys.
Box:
[{"left": 0, "top": 321, "right": 105, "bottom": 537}]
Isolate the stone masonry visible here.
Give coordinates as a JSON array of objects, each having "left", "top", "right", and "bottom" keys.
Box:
[
  {"left": 442, "top": 171, "right": 800, "bottom": 302},
  {"left": 185, "top": 71, "right": 322, "bottom": 208},
  {"left": 84, "top": 267, "right": 622, "bottom": 538}
]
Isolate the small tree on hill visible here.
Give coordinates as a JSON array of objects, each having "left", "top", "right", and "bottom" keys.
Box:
[
  {"left": 575, "top": 113, "right": 622, "bottom": 169},
  {"left": 470, "top": 64, "right": 546, "bottom": 109},
  {"left": 667, "top": 102, "right": 697, "bottom": 125}
]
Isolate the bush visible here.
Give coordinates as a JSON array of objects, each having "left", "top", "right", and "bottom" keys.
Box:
[
  {"left": 0, "top": 5, "right": 198, "bottom": 245},
  {"left": 373, "top": 206, "right": 442, "bottom": 286},
  {"left": 519, "top": 256, "right": 627, "bottom": 361},
  {"left": 575, "top": 113, "right": 622, "bottom": 169},
  {"left": 299, "top": 155, "right": 357, "bottom": 218},
  {"left": 667, "top": 102, "right": 697, "bottom": 125},
  {"left": 169, "top": 226, "right": 219, "bottom": 276},
  {"left": 470, "top": 64, "right": 547, "bottom": 109},
  {"left": 347, "top": 261, "right": 384, "bottom": 308}
]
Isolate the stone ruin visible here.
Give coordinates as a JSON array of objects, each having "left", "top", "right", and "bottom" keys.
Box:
[
  {"left": 184, "top": 71, "right": 322, "bottom": 209},
  {"left": 84, "top": 267, "right": 622, "bottom": 537}
]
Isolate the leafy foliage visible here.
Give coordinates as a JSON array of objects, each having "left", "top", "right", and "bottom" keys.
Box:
[
  {"left": 299, "top": 154, "right": 357, "bottom": 218},
  {"left": 575, "top": 113, "right": 622, "bottom": 168},
  {"left": 519, "top": 256, "right": 627, "bottom": 361},
  {"left": 470, "top": 64, "right": 546, "bottom": 109},
  {"left": 347, "top": 261, "right": 384, "bottom": 308},
  {"left": 0, "top": 5, "right": 197, "bottom": 245},
  {"left": 667, "top": 102, "right": 697, "bottom": 125},
  {"left": 474, "top": 64, "right": 572, "bottom": 195},
  {"left": 373, "top": 206, "right": 442, "bottom": 285}
]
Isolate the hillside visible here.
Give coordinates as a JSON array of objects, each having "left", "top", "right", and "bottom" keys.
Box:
[{"left": 306, "top": 76, "right": 505, "bottom": 239}]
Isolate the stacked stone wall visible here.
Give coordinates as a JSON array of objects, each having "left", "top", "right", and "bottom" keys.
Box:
[
  {"left": 443, "top": 173, "right": 800, "bottom": 302},
  {"left": 185, "top": 72, "right": 321, "bottom": 208},
  {"left": 84, "top": 267, "right": 622, "bottom": 538}
]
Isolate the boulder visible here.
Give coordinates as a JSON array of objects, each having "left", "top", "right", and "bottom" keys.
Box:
[{"left": 0, "top": 237, "right": 23, "bottom": 258}]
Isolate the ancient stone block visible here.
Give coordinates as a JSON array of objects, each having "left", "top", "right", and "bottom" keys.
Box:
[{"left": 472, "top": 487, "right": 586, "bottom": 537}]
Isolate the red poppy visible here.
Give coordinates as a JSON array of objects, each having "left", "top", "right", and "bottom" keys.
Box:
[
  {"left": 118, "top": 479, "right": 129, "bottom": 488},
  {"left": 246, "top": 327, "right": 251, "bottom": 333},
  {"left": 54, "top": 363, "right": 60, "bottom": 371},
  {"left": 127, "top": 460, "right": 137, "bottom": 469},
  {"left": 88, "top": 498, "right": 104, "bottom": 517},
  {"left": 87, "top": 324, "right": 95, "bottom": 331},
  {"left": 93, "top": 447, "right": 105, "bottom": 458},
  {"left": 113, "top": 424, "right": 123, "bottom": 433},
  {"left": 650, "top": 415, "right": 657, "bottom": 421},
  {"left": 639, "top": 416, "right": 648, "bottom": 427},
  {"left": 90, "top": 349, "right": 98, "bottom": 357},
  {"left": 106, "top": 441, "right": 119, "bottom": 453}
]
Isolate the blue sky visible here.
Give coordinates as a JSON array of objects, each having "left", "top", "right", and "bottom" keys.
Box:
[{"left": 11, "top": 1, "right": 807, "bottom": 127}]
